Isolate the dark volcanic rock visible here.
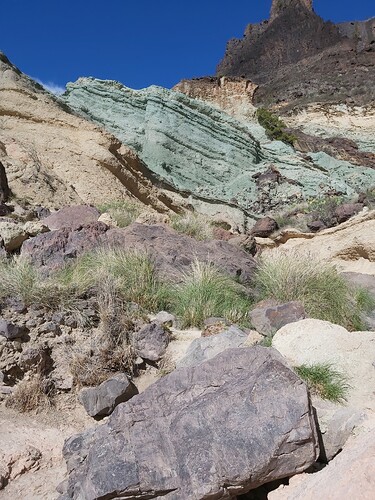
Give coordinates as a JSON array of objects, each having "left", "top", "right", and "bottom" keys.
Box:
[
  {"left": 307, "top": 220, "right": 327, "bottom": 232},
  {"left": 22, "top": 222, "right": 256, "bottom": 283},
  {"left": 0, "top": 161, "right": 10, "bottom": 203},
  {"left": 133, "top": 322, "right": 169, "bottom": 362},
  {"left": 251, "top": 216, "right": 279, "bottom": 237},
  {"left": 20, "top": 222, "right": 110, "bottom": 273},
  {"left": 78, "top": 374, "right": 138, "bottom": 418},
  {"left": 334, "top": 203, "right": 364, "bottom": 224},
  {"left": 249, "top": 300, "right": 306, "bottom": 336},
  {"left": 43, "top": 205, "right": 100, "bottom": 231},
  {"left": 217, "top": 1, "right": 375, "bottom": 108},
  {"left": 0, "top": 319, "right": 28, "bottom": 340},
  {"left": 60, "top": 347, "right": 319, "bottom": 499}
]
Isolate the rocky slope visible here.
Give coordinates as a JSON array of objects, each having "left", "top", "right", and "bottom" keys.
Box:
[
  {"left": 0, "top": 52, "right": 175, "bottom": 213},
  {"left": 62, "top": 77, "right": 375, "bottom": 226},
  {"left": 217, "top": 0, "right": 375, "bottom": 109}
]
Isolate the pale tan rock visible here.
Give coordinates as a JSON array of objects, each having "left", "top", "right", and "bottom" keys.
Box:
[
  {"left": 22, "top": 220, "right": 49, "bottom": 237},
  {"left": 269, "top": 209, "right": 375, "bottom": 274},
  {"left": 97, "top": 212, "right": 118, "bottom": 227},
  {"left": 269, "top": 426, "right": 375, "bottom": 500},
  {"left": 0, "top": 221, "right": 27, "bottom": 251},
  {"left": 135, "top": 210, "right": 170, "bottom": 225},
  {"left": 0, "top": 53, "right": 175, "bottom": 213},
  {"left": 273, "top": 319, "right": 375, "bottom": 413}
]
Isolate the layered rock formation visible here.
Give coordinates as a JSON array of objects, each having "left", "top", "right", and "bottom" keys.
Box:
[
  {"left": 62, "top": 78, "right": 375, "bottom": 222},
  {"left": 0, "top": 52, "right": 175, "bottom": 212},
  {"left": 217, "top": 0, "right": 375, "bottom": 108}
]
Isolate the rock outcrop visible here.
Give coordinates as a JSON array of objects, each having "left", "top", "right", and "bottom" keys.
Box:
[
  {"left": 0, "top": 52, "right": 175, "bottom": 213},
  {"left": 62, "top": 78, "right": 375, "bottom": 220},
  {"left": 217, "top": 1, "right": 375, "bottom": 108},
  {"left": 59, "top": 347, "right": 319, "bottom": 499}
]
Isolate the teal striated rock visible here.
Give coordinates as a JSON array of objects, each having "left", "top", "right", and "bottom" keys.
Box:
[{"left": 62, "top": 79, "right": 375, "bottom": 215}]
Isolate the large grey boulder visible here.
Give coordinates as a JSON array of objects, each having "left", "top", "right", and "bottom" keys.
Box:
[
  {"left": 177, "top": 325, "right": 248, "bottom": 368},
  {"left": 60, "top": 347, "right": 319, "bottom": 499},
  {"left": 77, "top": 374, "right": 138, "bottom": 418}
]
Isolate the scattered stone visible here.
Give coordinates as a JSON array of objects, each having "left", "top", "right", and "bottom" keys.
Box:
[
  {"left": 133, "top": 322, "right": 170, "bottom": 362},
  {"left": 23, "top": 220, "right": 49, "bottom": 237},
  {"left": 335, "top": 203, "right": 364, "bottom": 224},
  {"left": 34, "top": 205, "right": 51, "bottom": 220},
  {"left": 0, "top": 221, "right": 27, "bottom": 251},
  {"left": 201, "top": 317, "right": 230, "bottom": 337},
  {"left": 97, "top": 212, "right": 118, "bottom": 227},
  {"left": 43, "top": 205, "right": 100, "bottom": 231},
  {"left": 228, "top": 234, "right": 257, "bottom": 255},
  {"left": 0, "top": 204, "right": 12, "bottom": 217},
  {"left": 78, "top": 374, "right": 138, "bottom": 418},
  {"left": 153, "top": 311, "right": 175, "bottom": 327},
  {"left": 177, "top": 325, "right": 248, "bottom": 368},
  {"left": 249, "top": 300, "right": 306, "bottom": 337},
  {"left": 307, "top": 220, "right": 326, "bottom": 232},
  {"left": 60, "top": 347, "right": 319, "bottom": 499},
  {"left": 0, "top": 320, "right": 27, "bottom": 340},
  {"left": 251, "top": 216, "right": 279, "bottom": 237},
  {"left": 38, "top": 322, "right": 62, "bottom": 336}
]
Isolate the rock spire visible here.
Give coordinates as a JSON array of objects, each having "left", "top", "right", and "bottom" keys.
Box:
[{"left": 270, "top": 0, "right": 313, "bottom": 20}]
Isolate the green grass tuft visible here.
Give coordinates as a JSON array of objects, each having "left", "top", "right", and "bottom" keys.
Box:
[
  {"left": 253, "top": 251, "right": 371, "bottom": 330},
  {"left": 295, "top": 363, "right": 350, "bottom": 403},
  {"left": 170, "top": 212, "right": 214, "bottom": 241},
  {"left": 170, "top": 260, "right": 251, "bottom": 328},
  {"left": 97, "top": 199, "right": 142, "bottom": 227}
]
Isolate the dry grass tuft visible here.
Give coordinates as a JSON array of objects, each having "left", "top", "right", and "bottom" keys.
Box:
[{"left": 6, "top": 374, "right": 54, "bottom": 413}]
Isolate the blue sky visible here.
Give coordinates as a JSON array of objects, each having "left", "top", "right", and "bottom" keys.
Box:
[{"left": 1, "top": 0, "right": 373, "bottom": 92}]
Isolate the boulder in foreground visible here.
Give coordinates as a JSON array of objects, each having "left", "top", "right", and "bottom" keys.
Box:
[{"left": 60, "top": 347, "right": 319, "bottom": 499}]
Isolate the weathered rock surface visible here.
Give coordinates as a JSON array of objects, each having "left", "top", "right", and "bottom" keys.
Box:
[
  {"left": 78, "top": 374, "right": 138, "bottom": 418},
  {"left": 0, "top": 52, "right": 175, "bottom": 213},
  {"left": 251, "top": 216, "right": 278, "bottom": 237},
  {"left": 43, "top": 205, "right": 100, "bottom": 231},
  {"left": 60, "top": 347, "right": 319, "bottom": 499},
  {"left": 270, "top": 209, "right": 375, "bottom": 274},
  {"left": 334, "top": 202, "right": 364, "bottom": 224},
  {"left": 273, "top": 319, "right": 375, "bottom": 412},
  {"left": 177, "top": 325, "right": 249, "bottom": 368},
  {"left": 0, "top": 320, "right": 27, "bottom": 341},
  {"left": 269, "top": 426, "right": 375, "bottom": 500},
  {"left": 0, "top": 221, "right": 27, "bottom": 251},
  {"left": 217, "top": 1, "right": 375, "bottom": 108},
  {"left": 249, "top": 300, "right": 306, "bottom": 336},
  {"left": 133, "top": 322, "right": 169, "bottom": 361},
  {"left": 22, "top": 223, "right": 257, "bottom": 283},
  {"left": 62, "top": 77, "right": 375, "bottom": 219}
]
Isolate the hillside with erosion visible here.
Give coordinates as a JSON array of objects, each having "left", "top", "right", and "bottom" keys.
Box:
[{"left": 1, "top": 0, "right": 375, "bottom": 498}]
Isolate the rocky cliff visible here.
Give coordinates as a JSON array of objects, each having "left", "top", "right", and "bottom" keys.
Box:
[
  {"left": 0, "top": 52, "right": 174, "bottom": 212},
  {"left": 216, "top": 0, "right": 375, "bottom": 108},
  {"left": 62, "top": 77, "right": 375, "bottom": 223}
]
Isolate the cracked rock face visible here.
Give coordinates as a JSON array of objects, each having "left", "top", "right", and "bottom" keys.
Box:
[
  {"left": 62, "top": 78, "right": 375, "bottom": 217},
  {"left": 59, "top": 347, "right": 319, "bottom": 499}
]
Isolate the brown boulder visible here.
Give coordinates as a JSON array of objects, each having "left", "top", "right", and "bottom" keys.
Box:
[
  {"left": 251, "top": 217, "right": 279, "bottom": 238},
  {"left": 334, "top": 203, "right": 364, "bottom": 224},
  {"left": 21, "top": 223, "right": 256, "bottom": 283},
  {"left": 249, "top": 300, "right": 306, "bottom": 336},
  {"left": 43, "top": 205, "right": 100, "bottom": 231}
]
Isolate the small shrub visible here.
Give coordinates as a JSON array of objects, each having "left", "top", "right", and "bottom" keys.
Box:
[
  {"left": 254, "top": 251, "right": 369, "bottom": 330},
  {"left": 97, "top": 199, "right": 142, "bottom": 228},
  {"left": 306, "top": 196, "right": 346, "bottom": 227},
  {"left": 295, "top": 363, "right": 350, "bottom": 403},
  {"left": 6, "top": 374, "right": 54, "bottom": 412},
  {"left": 170, "top": 212, "right": 214, "bottom": 241},
  {"left": 171, "top": 260, "right": 251, "bottom": 328},
  {"left": 256, "top": 108, "right": 296, "bottom": 146}
]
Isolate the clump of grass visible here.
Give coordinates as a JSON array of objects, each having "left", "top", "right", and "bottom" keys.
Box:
[
  {"left": 171, "top": 260, "right": 251, "bottom": 328},
  {"left": 306, "top": 196, "right": 346, "bottom": 227},
  {"left": 97, "top": 199, "right": 142, "bottom": 228},
  {"left": 170, "top": 212, "right": 214, "bottom": 241},
  {"left": 6, "top": 374, "right": 54, "bottom": 412},
  {"left": 253, "top": 251, "right": 370, "bottom": 330},
  {"left": 256, "top": 108, "right": 296, "bottom": 146},
  {"left": 295, "top": 363, "right": 350, "bottom": 403}
]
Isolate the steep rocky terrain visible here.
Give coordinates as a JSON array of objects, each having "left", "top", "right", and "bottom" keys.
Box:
[
  {"left": 62, "top": 77, "right": 375, "bottom": 226},
  {"left": 217, "top": 0, "right": 375, "bottom": 109},
  {"left": 0, "top": 52, "right": 175, "bottom": 213}
]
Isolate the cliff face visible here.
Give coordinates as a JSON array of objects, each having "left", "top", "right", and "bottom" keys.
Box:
[
  {"left": 216, "top": 1, "right": 375, "bottom": 108},
  {"left": 62, "top": 77, "right": 375, "bottom": 219},
  {"left": 0, "top": 52, "right": 173, "bottom": 212}
]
